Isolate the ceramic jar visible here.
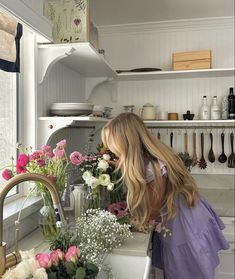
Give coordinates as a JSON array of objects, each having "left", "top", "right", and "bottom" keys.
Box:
[{"left": 139, "top": 103, "right": 156, "bottom": 120}]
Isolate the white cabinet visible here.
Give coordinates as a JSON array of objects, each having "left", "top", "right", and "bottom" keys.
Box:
[
  {"left": 215, "top": 244, "right": 235, "bottom": 279},
  {"left": 215, "top": 217, "right": 235, "bottom": 279}
]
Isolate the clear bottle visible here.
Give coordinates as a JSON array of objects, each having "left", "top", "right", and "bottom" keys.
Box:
[
  {"left": 221, "top": 94, "right": 228, "bottom": 120},
  {"left": 210, "top": 96, "right": 221, "bottom": 120},
  {"left": 228, "top": 87, "right": 235, "bottom": 119},
  {"left": 199, "top": 96, "right": 210, "bottom": 120}
]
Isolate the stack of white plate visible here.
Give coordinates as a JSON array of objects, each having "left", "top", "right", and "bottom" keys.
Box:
[{"left": 50, "top": 103, "right": 94, "bottom": 116}]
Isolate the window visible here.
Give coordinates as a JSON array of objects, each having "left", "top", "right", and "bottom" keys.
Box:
[{"left": 0, "top": 70, "right": 18, "bottom": 196}]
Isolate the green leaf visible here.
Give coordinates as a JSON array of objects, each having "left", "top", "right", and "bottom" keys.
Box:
[
  {"left": 85, "top": 262, "right": 99, "bottom": 273},
  {"left": 75, "top": 267, "right": 86, "bottom": 279},
  {"left": 65, "top": 261, "right": 77, "bottom": 274},
  {"left": 48, "top": 272, "right": 57, "bottom": 279}
]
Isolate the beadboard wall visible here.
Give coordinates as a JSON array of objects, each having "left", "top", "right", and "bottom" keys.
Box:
[{"left": 37, "top": 16, "right": 235, "bottom": 175}]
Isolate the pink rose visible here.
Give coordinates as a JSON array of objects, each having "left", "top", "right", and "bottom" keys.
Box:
[
  {"left": 36, "top": 253, "right": 52, "bottom": 268},
  {"left": 2, "top": 169, "right": 13, "bottom": 180},
  {"left": 17, "top": 154, "right": 29, "bottom": 167},
  {"left": 65, "top": 246, "right": 80, "bottom": 262},
  {"left": 55, "top": 249, "right": 64, "bottom": 261},
  {"left": 56, "top": 139, "right": 66, "bottom": 149},
  {"left": 16, "top": 163, "right": 26, "bottom": 174},
  {"left": 49, "top": 250, "right": 63, "bottom": 266},
  {"left": 70, "top": 151, "right": 84, "bottom": 165}
]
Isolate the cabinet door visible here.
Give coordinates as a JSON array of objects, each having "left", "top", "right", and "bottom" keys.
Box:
[{"left": 215, "top": 243, "right": 235, "bottom": 279}]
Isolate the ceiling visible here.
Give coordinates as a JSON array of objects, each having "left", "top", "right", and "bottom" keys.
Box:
[{"left": 90, "top": 0, "right": 234, "bottom": 26}]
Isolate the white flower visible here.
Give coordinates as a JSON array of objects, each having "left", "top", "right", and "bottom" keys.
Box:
[
  {"left": 97, "top": 159, "right": 109, "bottom": 171},
  {"left": 32, "top": 268, "right": 48, "bottom": 279},
  {"left": 87, "top": 176, "right": 100, "bottom": 188},
  {"left": 2, "top": 269, "right": 15, "bottom": 279},
  {"left": 13, "top": 260, "right": 32, "bottom": 279},
  {"left": 82, "top": 170, "right": 92, "bottom": 181},
  {"left": 20, "top": 248, "right": 35, "bottom": 260},
  {"left": 103, "top": 154, "right": 111, "bottom": 161},
  {"left": 99, "top": 174, "right": 110, "bottom": 186},
  {"left": 75, "top": 209, "right": 132, "bottom": 268},
  {"left": 107, "top": 183, "right": 114, "bottom": 191}
]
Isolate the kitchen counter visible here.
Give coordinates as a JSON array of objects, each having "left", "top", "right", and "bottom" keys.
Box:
[{"left": 193, "top": 174, "right": 234, "bottom": 217}]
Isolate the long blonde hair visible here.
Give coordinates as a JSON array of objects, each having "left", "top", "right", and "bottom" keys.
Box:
[{"left": 101, "top": 113, "right": 199, "bottom": 225}]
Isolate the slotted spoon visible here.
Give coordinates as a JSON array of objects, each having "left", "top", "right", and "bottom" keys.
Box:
[{"left": 218, "top": 132, "right": 227, "bottom": 163}]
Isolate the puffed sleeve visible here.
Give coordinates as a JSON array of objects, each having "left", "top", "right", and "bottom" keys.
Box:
[{"left": 146, "top": 160, "right": 167, "bottom": 183}]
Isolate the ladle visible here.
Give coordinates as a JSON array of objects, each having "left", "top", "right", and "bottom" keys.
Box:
[
  {"left": 218, "top": 132, "right": 227, "bottom": 163},
  {"left": 208, "top": 132, "right": 215, "bottom": 163}
]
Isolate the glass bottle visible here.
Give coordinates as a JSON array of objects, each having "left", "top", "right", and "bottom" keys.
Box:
[
  {"left": 228, "top": 87, "right": 235, "bottom": 119},
  {"left": 73, "top": 184, "right": 87, "bottom": 218},
  {"left": 210, "top": 96, "right": 221, "bottom": 120},
  {"left": 199, "top": 96, "right": 210, "bottom": 120},
  {"left": 221, "top": 94, "right": 228, "bottom": 120}
]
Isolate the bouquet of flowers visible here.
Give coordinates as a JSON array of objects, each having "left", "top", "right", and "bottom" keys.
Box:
[
  {"left": 107, "top": 201, "right": 153, "bottom": 233},
  {"left": 70, "top": 144, "right": 126, "bottom": 209},
  {"left": 1, "top": 139, "right": 69, "bottom": 193},
  {"left": 1, "top": 140, "right": 74, "bottom": 239},
  {"left": 2, "top": 246, "right": 99, "bottom": 279}
]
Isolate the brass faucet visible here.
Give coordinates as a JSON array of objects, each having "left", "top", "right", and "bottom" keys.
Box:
[{"left": 0, "top": 173, "right": 67, "bottom": 276}]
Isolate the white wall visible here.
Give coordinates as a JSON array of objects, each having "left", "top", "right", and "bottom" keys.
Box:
[{"left": 89, "top": 17, "right": 234, "bottom": 175}]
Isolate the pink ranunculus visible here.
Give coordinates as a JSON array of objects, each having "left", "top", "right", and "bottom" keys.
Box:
[
  {"left": 16, "top": 163, "right": 26, "bottom": 174},
  {"left": 2, "top": 169, "right": 13, "bottom": 180},
  {"left": 41, "top": 144, "right": 51, "bottom": 153},
  {"left": 37, "top": 159, "right": 45, "bottom": 167},
  {"left": 107, "top": 202, "right": 128, "bottom": 219},
  {"left": 70, "top": 151, "right": 84, "bottom": 165},
  {"left": 54, "top": 149, "right": 65, "bottom": 158},
  {"left": 17, "top": 154, "right": 29, "bottom": 167},
  {"left": 65, "top": 246, "right": 80, "bottom": 262},
  {"left": 29, "top": 150, "right": 43, "bottom": 161},
  {"left": 36, "top": 253, "right": 52, "bottom": 268},
  {"left": 56, "top": 139, "right": 66, "bottom": 149},
  {"left": 45, "top": 152, "right": 54, "bottom": 158}
]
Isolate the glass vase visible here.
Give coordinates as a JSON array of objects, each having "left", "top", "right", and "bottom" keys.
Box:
[
  {"left": 39, "top": 191, "right": 60, "bottom": 240},
  {"left": 86, "top": 186, "right": 109, "bottom": 210},
  {"left": 61, "top": 184, "right": 75, "bottom": 227}
]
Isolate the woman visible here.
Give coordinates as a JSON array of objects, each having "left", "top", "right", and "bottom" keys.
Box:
[{"left": 101, "top": 112, "right": 229, "bottom": 279}]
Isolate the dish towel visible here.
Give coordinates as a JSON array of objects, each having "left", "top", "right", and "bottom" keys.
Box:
[{"left": 0, "top": 11, "right": 23, "bottom": 72}]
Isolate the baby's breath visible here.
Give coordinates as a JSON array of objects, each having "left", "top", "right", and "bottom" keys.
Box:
[{"left": 75, "top": 209, "right": 132, "bottom": 268}]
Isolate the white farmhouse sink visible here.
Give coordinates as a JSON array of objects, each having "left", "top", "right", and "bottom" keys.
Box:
[{"left": 98, "top": 232, "right": 152, "bottom": 279}]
